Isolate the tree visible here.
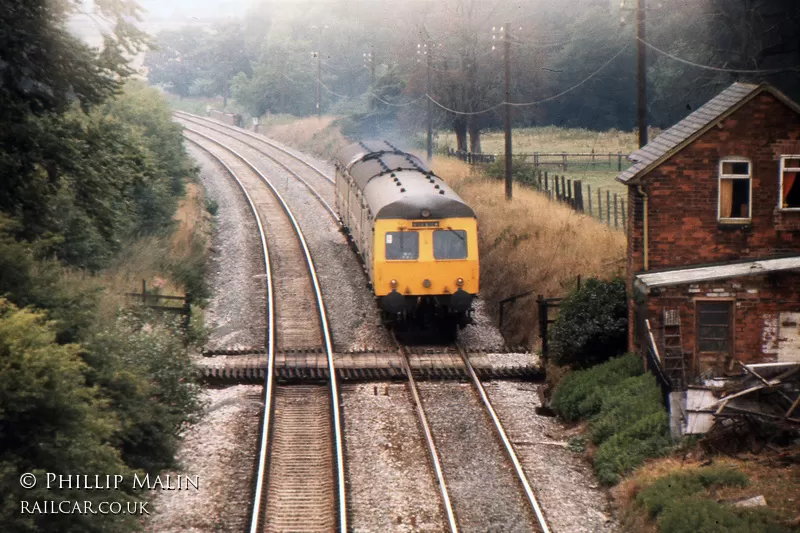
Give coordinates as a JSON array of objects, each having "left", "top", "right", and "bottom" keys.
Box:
[{"left": 0, "top": 300, "right": 143, "bottom": 533}]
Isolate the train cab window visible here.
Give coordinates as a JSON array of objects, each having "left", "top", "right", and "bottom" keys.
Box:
[
  {"left": 433, "top": 229, "right": 467, "bottom": 259},
  {"left": 385, "top": 231, "right": 419, "bottom": 260}
]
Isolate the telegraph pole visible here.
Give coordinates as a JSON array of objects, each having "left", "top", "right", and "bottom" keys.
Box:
[
  {"left": 426, "top": 40, "right": 433, "bottom": 162},
  {"left": 317, "top": 50, "right": 322, "bottom": 119},
  {"left": 636, "top": 0, "right": 647, "bottom": 147},
  {"left": 503, "top": 23, "right": 513, "bottom": 200}
]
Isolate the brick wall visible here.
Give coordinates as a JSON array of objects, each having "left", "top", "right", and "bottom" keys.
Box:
[
  {"left": 629, "top": 92, "right": 800, "bottom": 274},
  {"left": 643, "top": 272, "right": 800, "bottom": 376}
]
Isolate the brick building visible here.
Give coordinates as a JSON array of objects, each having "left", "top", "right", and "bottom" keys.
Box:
[{"left": 618, "top": 82, "right": 800, "bottom": 389}]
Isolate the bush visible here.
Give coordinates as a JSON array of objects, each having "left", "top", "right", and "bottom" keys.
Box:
[
  {"left": 551, "top": 352, "right": 643, "bottom": 421},
  {"left": 594, "top": 410, "right": 670, "bottom": 485},
  {"left": 589, "top": 373, "right": 665, "bottom": 444},
  {"left": 549, "top": 276, "right": 628, "bottom": 367},
  {"left": 484, "top": 156, "right": 540, "bottom": 188},
  {"left": 634, "top": 467, "right": 790, "bottom": 533},
  {"left": 657, "top": 500, "right": 791, "bottom": 533},
  {"left": 551, "top": 353, "right": 670, "bottom": 484},
  {"left": 637, "top": 466, "right": 749, "bottom": 518}
]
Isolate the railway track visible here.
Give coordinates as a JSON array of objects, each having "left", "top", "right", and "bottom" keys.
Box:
[
  {"left": 396, "top": 339, "right": 551, "bottom": 533},
  {"left": 183, "top": 132, "right": 347, "bottom": 532},
  {"left": 182, "top": 116, "right": 550, "bottom": 532},
  {"left": 173, "top": 111, "right": 336, "bottom": 208}
]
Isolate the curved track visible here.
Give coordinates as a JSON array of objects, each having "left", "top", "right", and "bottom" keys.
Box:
[{"left": 183, "top": 131, "right": 347, "bottom": 532}]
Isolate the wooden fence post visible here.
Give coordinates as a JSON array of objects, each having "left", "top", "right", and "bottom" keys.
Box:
[
  {"left": 621, "top": 198, "right": 627, "bottom": 229},
  {"left": 561, "top": 176, "right": 566, "bottom": 203},
  {"left": 575, "top": 180, "right": 584, "bottom": 212},
  {"left": 555, "top": 176, "right": 561, "bottom": 200},
  {"left": 537, "top": 170, "right": 542, "bottom": 189},
  {"left": 614, "top": 193, "right": 619, "bottom": 229},
  {"left": 538, "top": 295, "right": 548, "bottom": 358},
  {"left": 587, "top": 184, "right": 593, "bottom": 216},
  {"left": 534, "top": 152, "right": 539, "bottom": 167},
  {"left": 606, "top": 189, "right": 611, "bottom": 225},
  {"left": 562, "top": 152, "right": 568, "bottom": 171},
  {"left": 618, "top": 153, "right": 623, "bottom": 171},
  {"left": 567, "top": 179, "right": 572, "bottom": 206},
  {"left": 597, "top": 188, "right": 602, "bottom": 221},
  {"left": 544, "top": 171, "right": 549, "bottom": 192}
]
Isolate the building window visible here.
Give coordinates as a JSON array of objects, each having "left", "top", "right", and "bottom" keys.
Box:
[
  {"left": 385, "top": 231, "right": 418, "bottom": 260},
  {"left": 780, "top": 156, "right": 800, "bottom": 209},
  {"left": 433, "top": 229, "right": 467, "bottom": 259},
  {"left": 696, "top": 301, "right": 732, "bottom": 354},
  {"left": 718, "top": 159, "right": 751, "bottom": 221}
]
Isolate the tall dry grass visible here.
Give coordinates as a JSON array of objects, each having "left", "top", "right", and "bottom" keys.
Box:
[
  {"left": 261, "top": 116, "right": 350, "bottom": 160},
  {"left": 432, "top": 157, "right": 626, "bottom": 346}
]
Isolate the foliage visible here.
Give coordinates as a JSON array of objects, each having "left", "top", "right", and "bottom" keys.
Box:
[
  {"left": 551, "top": 353, "right": 644, "bottom": 421},
  {"left": 484, "top": 157, "right": 540, "bottom": 188},
  {"left": 82, "top": 309, "right": 202, "bottom": 473},
  {"left": 551, "top": 354, "right": 670, "bottom": 484},
  {"left": 593, "top": 408, "right": 670, "bottom": 485},
  {"left": 0, "top": 300, "right": 143, "bottom": 533},
  {"left": 548, "top": 277, "right": 628, "bottom": 367},
  {"left": 634, "top": 467, "right": 791, "bottom": 533}
]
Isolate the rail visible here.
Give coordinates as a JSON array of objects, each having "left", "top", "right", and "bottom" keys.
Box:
[
  {"left": 395, "top": 340, "right": 459, "bottom": 532},
  {"left": 174, "top": 110, "right": 333, "bottom": 184},
  {"left": 456, "top": 344, "right": 551, "bottom": 533},
  {"left": 183, "top": 130, "right": 347, "bottom": 532},
  {"left": 181, "top": 135, "right": 277, "bottom": 533}
]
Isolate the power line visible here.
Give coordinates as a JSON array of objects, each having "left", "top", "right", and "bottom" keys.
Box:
[
  {"left": 367, "top": 91, "right": 426, "bottom": 107},
  {"left": 638, "top": 36, "right": 800, "bottom": 74},
  {"left": 425, "top": 44, "right": 629, "bottom": 116}
]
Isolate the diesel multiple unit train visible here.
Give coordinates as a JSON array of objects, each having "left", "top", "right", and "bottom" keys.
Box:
[{"left": 334, "top": 140, "right": 479, "bottom": 328}]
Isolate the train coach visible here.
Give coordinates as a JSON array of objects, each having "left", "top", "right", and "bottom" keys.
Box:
[{"left": 334, "top": 140, "right": 479, "bottom": 329}]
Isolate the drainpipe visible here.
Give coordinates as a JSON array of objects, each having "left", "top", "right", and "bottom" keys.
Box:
[{"left": 637, "top": 185, "right": 649, "bottom": 271}]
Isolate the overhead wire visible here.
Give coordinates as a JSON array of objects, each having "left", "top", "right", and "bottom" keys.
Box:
[
  {"left": 637, "top": 36, "right": 800, "bottom": 74},
  {"left": 425, "top": 43, "right": 630, "bottom": 115}
]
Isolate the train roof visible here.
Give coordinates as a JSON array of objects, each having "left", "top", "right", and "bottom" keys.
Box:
[
  {"left": 335, "top": 141, "right": 475, "bottom": 220},
  {"left": 363, "top": 170, "right": 475, "bottom": 220}
]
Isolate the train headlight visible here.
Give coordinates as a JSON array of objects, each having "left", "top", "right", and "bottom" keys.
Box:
[
  {"left": 456, "top": 277, "right": 464, "bottom": 287},
  {"left": 423, "top": 279, "right": 431, "bottom": 288},
  {"left": 421, "top": 208, "right": 431, "bottom": 218},
  {"left": 390, "top": 279, "right": 398, "bottom": 289}
]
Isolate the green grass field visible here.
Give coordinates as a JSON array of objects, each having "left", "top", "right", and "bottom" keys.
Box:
[{"left": 437, "top": 126, "right": 639, "bottom": 221}]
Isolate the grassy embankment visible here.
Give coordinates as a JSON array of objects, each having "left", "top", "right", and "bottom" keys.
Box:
[{"left": 258, "top": 117, "right": 626, "bottom": 346}]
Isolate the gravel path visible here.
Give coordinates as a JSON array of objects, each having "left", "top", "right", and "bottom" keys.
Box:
[
  {"left": 190, "top": 145, "right": 267, "bottom": 350},
  {"left": 484, "top": 380, "right": 618, "bottom": 533},
  {"left": 143, "top": 385, "right": 262, "bottom": 533},
  {"left": 341, "top": 382, "right": 446, "bottom": 532}
]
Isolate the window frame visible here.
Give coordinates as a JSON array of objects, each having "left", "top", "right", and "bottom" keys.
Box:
[
  {"left": 432, "top": 229, "right": 468, "bottom": 260},
  {"left": 778, "top": 154, "right": 800, "bottom": 211},
  {"left": 384, "top": 230, "right": 419, "bottom": 261},
  {"left": 717, "top": 157, "right": 752, "bottom": 223},
  {"left": 694, "top": 299, "right": 734, "bottom": 357}
]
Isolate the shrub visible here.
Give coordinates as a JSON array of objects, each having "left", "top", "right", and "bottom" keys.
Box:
[
  {"left": 634, "top": 467, "right": 789, "bottom": 533},
  {"left": 484, "top": 156, "right": 540, "bottom": 188},
  {"left": 548, "top": 276, "right": 627, "bottom": 367},
  {"left": 551, "top": 352, "right": 643, "bottom": 421},
  {"left": 594, "top": 410, "right": 670, "bottom": 485},
  {"left": 657, "top": 501, "right": 791, "bottom": 533},
  {"left": 589, "top": 373, "right": 665, "bottom": 444},
  {"left": 637, "top": 466, "right": 749, "bottom": 518}
]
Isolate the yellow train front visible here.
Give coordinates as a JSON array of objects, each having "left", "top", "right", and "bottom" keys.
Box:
[{"left": 334, "top": 141, "right": 479, "bottom": 328}]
